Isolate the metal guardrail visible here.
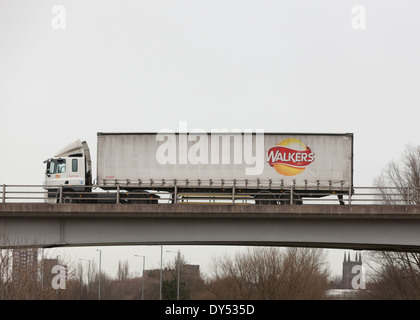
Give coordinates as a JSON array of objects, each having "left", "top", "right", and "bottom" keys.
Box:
[{"left": 1, "top": 184, "right": 420, "bottom": 205}]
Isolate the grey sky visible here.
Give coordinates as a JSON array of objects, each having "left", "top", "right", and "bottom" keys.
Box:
[{"left": 1, "top": 0, "right": 419, "bottom": 278}]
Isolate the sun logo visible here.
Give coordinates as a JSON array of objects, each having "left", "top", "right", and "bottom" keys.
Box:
[{"left": 266, "top": 139, "right": 315, "bottom": 176}]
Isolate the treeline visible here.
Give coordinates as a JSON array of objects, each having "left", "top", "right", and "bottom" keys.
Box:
[
  {"left": 0, "top": 247, "right": 332, "bottom": 300},
  {"left": 3, "top": 245, "right": 420, "bottom": 299}
]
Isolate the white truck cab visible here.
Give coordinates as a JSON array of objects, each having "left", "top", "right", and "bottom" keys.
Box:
[{"left": 43, "top": 139, "right": 92, "bottom": 203}]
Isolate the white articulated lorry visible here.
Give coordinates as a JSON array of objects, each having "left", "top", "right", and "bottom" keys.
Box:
[{"left": 43, "top": 132, "right": 354, "bottom": 204}]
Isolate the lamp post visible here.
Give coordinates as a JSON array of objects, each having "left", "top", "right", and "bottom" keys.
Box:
[
  {"left": 134, "top": 255, "right": 145, "bottom": 300},
  {"left": 96, "top": 249, "right": 101, "bottom": 300},
  {"left": 79, "top": 263, "right": 83, "bottom": 299},
  {"left": 166, "top": 249, "right": 180, "bottom": 300},
  {"left": 78, "top": 259, "right": 91, "bottom": 293}
]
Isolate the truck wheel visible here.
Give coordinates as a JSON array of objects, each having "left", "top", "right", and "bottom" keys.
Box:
[
  {"left": 129, "top": 191, "right": 157, "bottom": 204},
  {"left": 278, "top": 193, "right": 303, "bottom": 205},
  {"left": 63, "top": 196, "right": 73, "bottom": 204},
  {"left": 128, "top": 191, "right": 145, "bottom": 204},
  {"left": 61, "top": 189, "right": 79, "bottom": 204},
  {"left": 254, "top": 191, "right": 277, "bottom": 205}
]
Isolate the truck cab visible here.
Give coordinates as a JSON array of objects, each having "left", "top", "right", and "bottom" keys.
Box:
[{"left": 43, "top": 140, "right": 92, "bottom": 203}]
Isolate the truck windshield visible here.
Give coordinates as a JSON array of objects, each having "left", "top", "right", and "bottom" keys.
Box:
[{"left": 48, "top": 159, "right": 66, "bottom": 174}]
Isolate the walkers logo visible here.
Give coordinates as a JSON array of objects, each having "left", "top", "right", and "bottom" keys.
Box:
[{"left": 267, "top": 139, "right": 315, "bottom": 176}]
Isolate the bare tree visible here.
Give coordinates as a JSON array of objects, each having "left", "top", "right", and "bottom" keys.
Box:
[
  {"left": 162, "top": 253, "right": 205, "bottom": 300},
  {"left": 364, "top": 251, "right": 420, "bottom": 299},
  {"left": 75, "top": 261, "right": 114, "bottom": 300},
  {"left": 367, "top": 144, "right": 420, "bottom": 299},
  {"left": 117, "top": 260, "right": 129, "bottom": 281},
  {"left": 0, "top": 232, "right": 78, "bottom": 300},
  {"left": 374, "top": 144, "right": 420, "bottom": 204},
  {"left": 207, "top": 247, "right": 330, "bottom": 300},
  {"left": 281, "top": 247, "right": 330, "bottom": 299}
]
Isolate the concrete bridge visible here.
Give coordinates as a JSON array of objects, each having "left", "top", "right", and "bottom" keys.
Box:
[{"left": 0, "top": 203, "right": 420, "bottom": 251}]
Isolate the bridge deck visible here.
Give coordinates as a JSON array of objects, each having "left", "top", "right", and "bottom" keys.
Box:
[
  {"left": 1, "top": 203, "right": 420, "bottom": 218},
  {"left": 1, "top": 203, "right": 420, "bottom": 251}
]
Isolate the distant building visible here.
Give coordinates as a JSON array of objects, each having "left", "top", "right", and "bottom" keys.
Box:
[
  {"left": 146, "top": 264, "right": 200, "bottom": 280},
  {"left": 183, "top": 264, "right": 200, "bottom": 277},
  {"left": 341, "top": 251, "right": 362, "bottom": 289},
  {"left": 12, "top": 248, "right": 38, "bottom": 282}
]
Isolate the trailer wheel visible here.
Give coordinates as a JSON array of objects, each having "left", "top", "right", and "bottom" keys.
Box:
[
  {"left": 278, "top": 193, "right": 303, "bottom": 205},
  {"left": 128, "top": 191, "right": 158, "bottom": 204},
  {"left": 254, "top": 191, "right": 278, "bottom": 205},
  {"left": 129, "top": 195, "right": 146, "bottom": 204}
]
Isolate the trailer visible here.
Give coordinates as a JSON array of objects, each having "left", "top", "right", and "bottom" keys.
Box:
[{"left": 43, "top": 132, "right": 353, "bottom": 205}]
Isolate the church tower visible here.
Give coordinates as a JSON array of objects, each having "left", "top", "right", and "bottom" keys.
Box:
[{"left": 341, "top": 251, "right": 362, "bottom": 289}]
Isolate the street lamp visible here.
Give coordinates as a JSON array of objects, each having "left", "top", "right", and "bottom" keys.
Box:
[
  {"left": 134, "top": 255, "right": 145, "bottom": 300},
  {"left": 78, "top": 259, "right": 91, "bottom": 293},
  {"left": 96, "top": 249, "right": 101, "bottom": 300},
  {"left": 166, "top": 249, "right": 180, "bottom": 300}
]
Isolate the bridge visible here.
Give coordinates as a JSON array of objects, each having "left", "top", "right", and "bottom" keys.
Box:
[{"left": 1, "top": 202, "right": 420, "bottom": 252}]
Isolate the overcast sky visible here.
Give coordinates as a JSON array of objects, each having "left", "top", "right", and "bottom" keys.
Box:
[{"left": 1, "top": 0, "right": 420, "bottom": 280}]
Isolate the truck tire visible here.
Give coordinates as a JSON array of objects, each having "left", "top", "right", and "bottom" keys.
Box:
[
  {"left": 62, "top": 190, "right": 79, "bottom": 204},
  {"left": 63, "top": 196, "right": 73, "bottom": 204},
  {"left": 278, "top": 193, "right": 303, "bottom": 205},
  {"left": 128, "top": 191, "right": 158, "bottom": 204},
  {"left": 254, "top": 191, "right": 278, "bottom": 205}
]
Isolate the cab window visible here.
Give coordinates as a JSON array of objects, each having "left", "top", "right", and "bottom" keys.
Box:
[
  {"left": 49, "top": 159, "right": 66, "bottom": 174},
  {"left": 72, "top": 159, "right": 78, "bottom": 172}
]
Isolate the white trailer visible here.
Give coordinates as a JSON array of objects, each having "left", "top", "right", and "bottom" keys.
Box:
[{"left": 43, "top": 132, "right": 353, "bottom": 204}]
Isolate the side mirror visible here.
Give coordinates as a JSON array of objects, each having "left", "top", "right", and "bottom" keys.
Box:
[{"left": 46, "top": 161, "right": 51, "bottom": 176}]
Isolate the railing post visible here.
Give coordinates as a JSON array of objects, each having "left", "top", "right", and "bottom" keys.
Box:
[
  {"left": 348, "top": 185, "right": 352, "bottom": 205},
  {"left": 232, "top": 186, "right": 235, "bottom": 205},
  {"left": 290, "top": 186, "right": 293, "bottom": 205},
  {"left": 174, "top": 185, "right": 178, "bottom": 204},
  {"left": 2, "top": 184, "right": 5, "bottom": 204},
  {"left": 59, "top": 185, "right": 63, "bottom": 204},
  {"left": 407, "top": 187, "right": 411, "bottom": 204},
  {"left": 116, "top": 184, "right": 120, "bottom": 204}
]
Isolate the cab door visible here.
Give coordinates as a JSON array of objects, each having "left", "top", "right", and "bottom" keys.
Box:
[
  {"left": 44, "top": 158, "right": 68, "bottom": 188},
  {"left": 68, "top": 157, "right": 85, "bottom": 186}
]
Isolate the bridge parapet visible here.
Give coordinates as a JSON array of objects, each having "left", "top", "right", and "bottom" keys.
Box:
[{"left": 2, "top": 184, "right": 420, "bottom": 206}]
